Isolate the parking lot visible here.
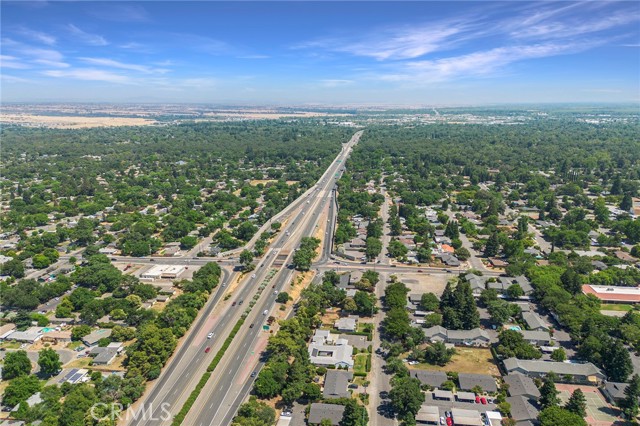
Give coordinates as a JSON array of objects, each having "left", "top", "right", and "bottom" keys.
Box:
[{"left": 557, "top": 384, "right": 623, "bottom": 426}]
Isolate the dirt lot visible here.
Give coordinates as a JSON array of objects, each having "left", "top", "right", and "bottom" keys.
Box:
[
  {"left": 414, "top": 347, "right": 500, "bottom": 376},
  {"left": 1, "top": 114, "right": 156, "bottom": 128},
  {"left": 249, "top": 180, "right": 298, "bottom": 186},
  {"left": 393, "top": 273, "right": 452, "bottom": 297}
]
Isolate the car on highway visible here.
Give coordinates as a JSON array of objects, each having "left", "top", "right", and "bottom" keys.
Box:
[
  {"left": 207, "top": 332, "right": 213, "bottom": 339},
  {"left": 149, "top": 258, "right": 155, "bottom": 262},
  {"left": 251, "top": 371, "right": 257, "bottom": 378},
  {"left": 205, "top": 347, "right": 211, "bottom": 353},
  {"left": 232, "top": 301, "right": 237, "bottom": 306},
  {"left": 238, "top": 300, "right": 243, "bottom": 305},
  {"left": 273, "top": 290, "right": 278, "bottom": 295},
  {"left": 263, "top": 310, "right": 268, "bottom": 315},
  {"left": 249, "top": 323, "right": 254, "bottom": 328},
  {"left": 251, "top": 274, "right": 256, "bottom": 278}
]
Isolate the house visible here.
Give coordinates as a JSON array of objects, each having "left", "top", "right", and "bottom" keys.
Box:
[
  {"left": 522, "top": 312, "right": 549, "bottom": 331},
  {"left": 505, "top": 396, "right": 539, "bottom": 424},
  {"left": 458, "top": 373, "right": 498, "bottom": 393},
  {"left": 503, "top": 358, "right": 606, "bottom": 383},
  {"left": 308, "top": 403, "right": 345, "bottom": 426},
  {"left": 409, "top": 293, "right": 423, "bottom": 306},
  {"left": 323, "top": 370, "right": 353, "bottom": 399},
  {"left": 41, "top": 330, "right": 72, "bottom": 344},
  {"left": 335, "top": 317, "right": 357, "bottom": 333},
  {"left": 451, "top": 408, "right": 484, "bottom": 426},
  {"left": 6, "top": 326, "right": 44, "bottom": 343},
  {"left": 337, "top": 273, "right": 351, "bottom": 290},
  {"left": 410, "top": 370, "right": 448, "bottom": 388},
  {"left": 308, "top": 330, "right": 354, "bottom": 368},
  {"left": 603, "top": 382, "right": 630, "bottom": 405},
  {"left": 59, "top": 368, "right": 89, "bottom": 384},
  {"left": 82, "top": 328, "right": 112, "bottom": 347},
  {"left": 488, "top": 258, "right": 508, "bottom": 268},
  {"left": 424, "top": 326, "right": 491, "bottom": 346},
  {"left": 591, "top": 260, "right": 608, "bottom": 271},
  {"left": 518, "top": 330, "right": 551, "bottom": 346},
  {"left": 465, "top": 274, "right": 489, "bottom": 295},
  {"left": 416, "top": 405, "right": 440, "bottom": 425},
  {"left": 92, "top": 348, "right": 118, "bottom": 366},
  {"left": 504, "top": 373, "right": 540, "bottom": 399},
  {"left": 513, "top": 302, "right": 531, "bottom": 313},
  {"left": 435, "top": 252, "right": 460, "bottom": 267},
  {"left": 0, "top": 323, "right": 17, "bottom": 340}
]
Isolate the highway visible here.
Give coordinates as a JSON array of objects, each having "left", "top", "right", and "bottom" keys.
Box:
[
  {"left": 184, "top": 132, "right": 361, "bottom": 426},
  {"left": 125, "top": 131, "right": 361, "bottom": 426}
]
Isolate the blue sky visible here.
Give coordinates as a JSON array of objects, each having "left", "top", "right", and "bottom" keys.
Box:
[{"left": 1, "top": 1, "right": 639, "bottom": 105}]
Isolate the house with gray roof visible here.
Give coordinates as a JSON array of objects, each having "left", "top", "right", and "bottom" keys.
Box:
[
  {"left": 6, "top": 326, "right": 44, "bottom": 343},
  {"left": 522, "top": 312, "right": 549, "bottom": 331},
  {"left": 337, "top": 273, "right": 351, "bottom": 289},
  {"left": 424, "top": 326, "right": 491, "bottom": 346},
  {"left": 458, "top": 373, "right": 498, "bottom": 393},
  {"left": 82, "top": 328, "right": 112, "bottom": 346},
  {"left": 505, "top": 396, "right": 539, "bottom": 424},
  {"left": 603, "top": 382, "right": 630, "bottom": 404},
  {"left": 323, "top": 370, "right": 353, "bottom": 399},
  {"left": 410, "top": 370, "right": 448, "bottom": 388},
  {"left": 504, "top": 373, "right": 540, "bottom": 399},
  {"left": 465, "top": 274, "right": 489, "bottom": 295},
  {"left": 518, "top": 330, "right": 551, "bottom": 346},
  {"left": 338, "top": 334, "right": 369, "bottom": 350},
  {"left": 91, "top": 348, "right": 118, "bottom": 365},
  {"left": 308, "top": 403, "right": 345, "bottom": 425},
  {"left": 503, "top": 358, "right": 605, "bottom": 383},
  {"left": 335, "top": 317, "right": 357, "bottom": 332}
]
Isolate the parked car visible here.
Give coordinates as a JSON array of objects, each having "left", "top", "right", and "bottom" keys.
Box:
[
  {"left": 481, "top": 397, "right": 487, "bottom": 405},
  {"left": 446, "top": 417, "right": 453, "bottom": 426},
  {"left": 440, "top": 417, "right": 445, "bottom": 425}
]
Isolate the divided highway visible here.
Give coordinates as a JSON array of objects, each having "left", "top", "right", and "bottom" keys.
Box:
[{"left": 126, "top": 131, "right": 362, "bottom": 426}]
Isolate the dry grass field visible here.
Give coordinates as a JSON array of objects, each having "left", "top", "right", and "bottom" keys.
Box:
[{"left": 1, "top": 114, "right": 156, "bottom": 128}]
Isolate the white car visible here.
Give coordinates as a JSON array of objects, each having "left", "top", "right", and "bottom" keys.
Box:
[
  {"left": 251, "top": 274, "right": 256, "bottom": 278},
  {"left": 207, "top": 332, "right": 213, "bottom": 339},
  {"left": 440, "top": 417, "right": 445, "bottom": 425},
  {"left": 263, "top": 310, "right": 268, "bottom": 315}
]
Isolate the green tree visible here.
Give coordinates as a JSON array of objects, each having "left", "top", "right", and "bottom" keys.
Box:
[
  {"left": 506, "top": 284, "right": 524, "bottom": 299},
  {"left": 538, "top": 406, "right": 587, "bottom": 426},
  {"left": 551, "top": 347, "right": 567, "bottom": 362},
  {"left": 239, "top": 249, "right": 254, "bottom": 268},
  {"left": 565, "top": 389, "right": 587, "bottom": 418},
  {"left": 621, "top": 193, "right": 633, "bottom": 212},
  {"left": 483, "top": 232, "right": 500, "bottom": 257},
  {"left": 419, "top": 293, "right": 440, "bottom": 311},
  {"left": 424, "top": 342, "right": 456, "bottom": 366},
  {"left": 603, "top": 339, "right": 633, "bottom": 382},
  {"left": 2, "top": 350, "right": 32, "bottom": 379},
  {"left": 253, "top": 369, "right": 282, "bottom": 399},
  {"left": 179, "top": 235, "right": 198, "bottom": 250},
  {"left": 365, "top": 237, "right": 382, "bottom": 261},
  {"left": 622, "top": 374, "right": 640, "bottom": 419},
  {"left": 389, "top": 376, "right": 425, "bottom": 421},
  {"left": 341, "top": 398, "right": 368, "bottom": 426},
  {"left": 1, "top": 258, "right": 25, "bottom": 278},
  {"left": 540, "top": 376, "right": 560, "bottom": 409},
  {"left": 38, "top": 348, "right": 62, "bottom": 377},
  {"left": 2, "top": 375, "right": 42, "bottom": 408}
]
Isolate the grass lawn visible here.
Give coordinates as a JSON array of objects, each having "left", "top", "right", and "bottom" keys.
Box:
[
  {"left": 354, "top": 353, "right": 370, "bottom": 375},
  {"left": 0, "top": 341, "right": 21, "bottom": 350},
  {"left": 601, "top": 304, "right": 634, "bottom": 312},
  {"left": 67, "top": 341, "right": 84, "bottom": 350},
  {"left": 415, "top": 347, "right": 499, "bottom": 376}
]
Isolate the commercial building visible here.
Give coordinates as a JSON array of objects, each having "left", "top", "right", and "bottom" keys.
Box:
[
  {"left": 308, "top": 330, "right": 354, "bottom": 368},
  {"left": 140, "top": 265, "right": 185, "bottom": 281},
  {"left": 582, "top": 284, "right": 640, "bottom": 304}
]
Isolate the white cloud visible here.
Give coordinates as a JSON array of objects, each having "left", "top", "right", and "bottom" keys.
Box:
[
  {"left": 42, "top": 68, "right": 130, "bottom": 83},
  {"left": 67, "top": 24, "right": 108, "bottom": 46},
  {"left": 321, "top": 79, "right": 353, "bottom": 88},
  {"left": 79, "top": 57, "right": 169, "bottom": 74},
  {"left": 14, "top": 26, "right": 56, "bottom": 45},
  {"left": 378, "top": 42, "right": 600, "bottom": 83},
  {"left": 0, "top": 55, "right": 30, "bottom": 69}
]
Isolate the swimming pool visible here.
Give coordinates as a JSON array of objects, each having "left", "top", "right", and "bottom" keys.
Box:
[
  {"left": 509, "top": 326, "right": 522, "bottom": 331},
  {"left": 42, "top": 327, "right": 56, "bottom": 333}
]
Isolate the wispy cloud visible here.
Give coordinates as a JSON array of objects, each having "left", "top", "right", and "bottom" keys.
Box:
[
  {"left": 378, "top": 41, "right": 602, "bottom": 84},
  {"left": 13, "top": 26, "right": 56, "bottom": 45},
  {"left": 1, "top": 74, "right": 32, "bottom": 83},
  {"left": 67, "top": 24, "right": 108, "bottom": 46},
  {"left": 0, "top": 55, "right": 30, "bottom": 69},
  {"left": 2, "top": 40, "right": 69, "bottom": 68},
  {"left": 79, "top": 57, "right": 169, "bottom": 74},
  {"left": 42, "top": 68, "right": 130, "bottom": 83},
  {"left": 321, "top": 79, "right": 353, "bottom": 88},
  {"left": 86, "top": 4, "right": 150, "bottom": 23}
]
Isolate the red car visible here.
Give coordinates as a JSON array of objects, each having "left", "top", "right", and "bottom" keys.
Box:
[
  {"left": 480, "top": 397, "right": 487, "bottom": 405},
  {"left": 205, "top": 347, "right": 211, "bottom": 353},
  {"left": 475, "top": 396, "right": 481, "bottom": 403},
  {"left": 446, "top": 417, "right": 453, "bottom": 426}
]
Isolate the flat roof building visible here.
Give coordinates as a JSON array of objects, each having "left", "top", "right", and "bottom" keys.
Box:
[{"left": 582, "top": 284, "right": 640, "bottom": 304}]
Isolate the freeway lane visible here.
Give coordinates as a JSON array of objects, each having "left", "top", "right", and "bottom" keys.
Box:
[
  {"left": 186, "top": 132, "right": 361, "bottom": 426},
  {"left": 126, "top": 131, "right": 361, "bottom": 426}
]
